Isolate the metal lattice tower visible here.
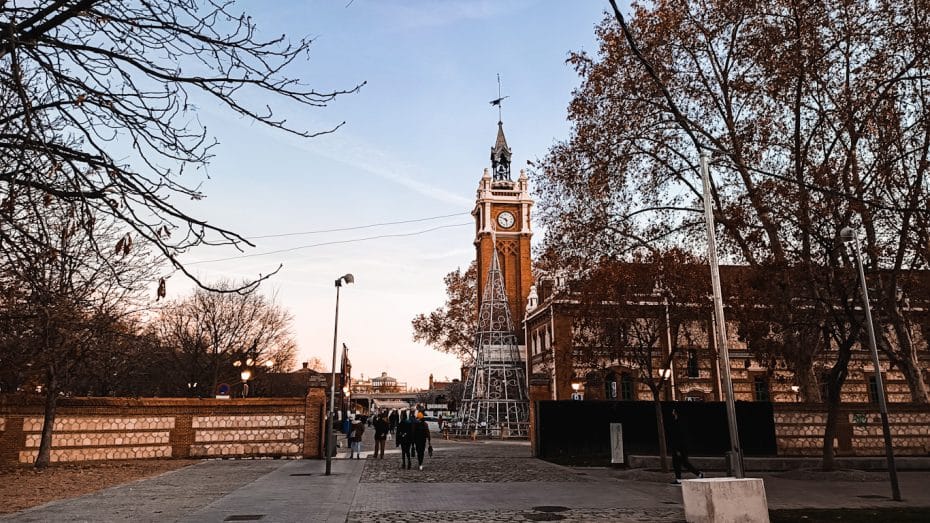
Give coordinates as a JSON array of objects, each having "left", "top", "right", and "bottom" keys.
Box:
[{"left": 455, "top": 243, "right": 528, "bottom": 438}]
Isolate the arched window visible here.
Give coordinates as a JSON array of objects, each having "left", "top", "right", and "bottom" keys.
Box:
[
  {"left": 687, "top": 349, "right": 699, "bottom": 378},
  {"left": 605, "top": 371, "right": 617, "bottom": 399}
]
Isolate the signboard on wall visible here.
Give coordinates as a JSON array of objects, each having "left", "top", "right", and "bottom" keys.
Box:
[{"left": 610, "top": 423, "right": 624, "bottom": 464}]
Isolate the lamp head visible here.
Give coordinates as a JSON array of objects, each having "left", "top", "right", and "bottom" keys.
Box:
[
  {"left": 335, "top": 273, "right": 355, "bottom": 287},
  {"left": 240, "top": 369, "right": 252, "bottom": 381},
  {"left": 840, "top": 226, "right": 856, "bottom": 244}
]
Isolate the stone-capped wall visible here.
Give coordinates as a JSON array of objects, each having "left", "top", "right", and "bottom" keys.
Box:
[
  {"left": 0, "top": 388, "right": 326, "bottom": 466},
  {"left": 774, "top": 403, "right": 930, "bottom": 456}
]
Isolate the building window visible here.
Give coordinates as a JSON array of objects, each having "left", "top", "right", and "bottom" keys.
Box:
[
  {"left": 868, "top": 375, "right": 879, "bottom": 404},
  {"left": 753, "top": 376, "right": 770, "bottom": 402},
  {"left": 619, "top": 373, "right": 635, "bottom": 401},
  {"left": 819, "top": 372, "right": 831, "bottom": 403},
  {"left": 687, "top": 349, "right": 699, "bottom": 378},
  {"left": 684, "top": 390, "right": 705, "bottom": 402},
  {"left": 605, "top": 371, "right": 617, "bottom": 399}
]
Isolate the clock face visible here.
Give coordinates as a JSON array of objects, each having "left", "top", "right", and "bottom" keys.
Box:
[{"left": 497, "top": 211, "right": 515, "bottom": 229}]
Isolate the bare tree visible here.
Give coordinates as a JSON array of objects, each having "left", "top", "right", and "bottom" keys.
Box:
[
  {"left": 0, "top": 184, "right": 155, "bottom": 468},
  {"left": 570, "top": 250, "right": 700, "bottom": 472},
  {"left": 152, "top": 281, "right": 298, "bottom": 396},
  {"left": 0, "top": 1, "right": 363, "bottom": 294}
]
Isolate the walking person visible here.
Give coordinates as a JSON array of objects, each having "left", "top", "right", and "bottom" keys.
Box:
[
  {"left": 668, "top": 408, "right": 703, "bottom": 484},
  {"left": 374, "top": 413, "right": 389, "bottom": 459},
  {"left": 389, "top": 409, "right": 399, "bottom": 435},
  {"left": 412, "top": 411, "right": 432, "bottom": 471},
  {"left": 396, "top": 411, "right": 413, "bottom": 469},
  {"left": 346, "top": 417, "right": 357, "bottom": 459},
  {"left": 351, "top": 417, "right": 366, "bottom": 459}
]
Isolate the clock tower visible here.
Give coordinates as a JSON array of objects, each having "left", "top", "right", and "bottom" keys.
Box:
[{"left": 473, "top": 121, "right": 533, "bottom": 343}]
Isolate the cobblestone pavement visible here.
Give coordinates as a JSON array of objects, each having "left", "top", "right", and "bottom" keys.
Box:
[
  {"left": 8, "top": 431, "right": 928, "bottom": 522},
  {"left": 361, "top": 454, "right": 588, "bottom": 483}
]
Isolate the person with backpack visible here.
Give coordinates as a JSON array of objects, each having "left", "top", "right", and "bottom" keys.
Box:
[
  {"left": 373, "top": 413, "right": 389, "bottom": 459},
  {"left": 389, "top": 409, "right": 399, "bottom": 436},
  {"left": 396, "top": 410, "right": 413, "bottom": 469},
  {"left": 350, "top": 417, "right": 365, "bottom": 459},
  {"left": 412, "top": 411, "right": 432, "bottom": 471}
]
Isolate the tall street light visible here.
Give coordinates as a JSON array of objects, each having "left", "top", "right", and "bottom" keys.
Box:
[
  {"left": 325, "top": 273, "right": 354, "bottom": 476},
  {"left": 840, "top": 226, "right": 901, "bottom": 501},
  {"left": 700, "top": 151, "right": 743, "bottom": 478}
]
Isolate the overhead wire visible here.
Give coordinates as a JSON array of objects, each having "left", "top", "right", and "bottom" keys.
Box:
[
  {"left": 190, "top": 222, "right": 472, "bottom": 265},
  {"left": 244, "top": 211, "right": 470, "bottom": 239}
]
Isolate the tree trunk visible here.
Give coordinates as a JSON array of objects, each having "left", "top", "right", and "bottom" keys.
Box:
[
  {"left": 822, "top": 346, "right": 851, "bottom": 472},
  {"left": 794, "top": 362, "right": 821, "bottom": 403},
  {"left": 654, "top": 391, "right": 669, "bottom": 472},
  {"left": 898, "top": 355, "right": 930, "bottom": 404},
  {"left": 35, "top": 367, "right": 59, "bottom": 470},
  {"left": 888, "top": 314, "right": 929, "bottom": 403}
]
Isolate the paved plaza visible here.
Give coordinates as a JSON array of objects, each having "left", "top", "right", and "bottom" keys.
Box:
[{"left": 4, "top": 433, "right": 930, "bottom": 522}]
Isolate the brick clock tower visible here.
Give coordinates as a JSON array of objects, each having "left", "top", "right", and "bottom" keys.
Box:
[{"left": 473, "top": 121, "right": 533, "bottom": 344}]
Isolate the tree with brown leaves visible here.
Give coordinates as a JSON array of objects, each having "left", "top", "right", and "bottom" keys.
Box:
[
  {"left": 412, "top": 261, "right": 478, "bottom": 365},
  {"left": 538, "top": 0, "right": 930, "bottom": 470}
]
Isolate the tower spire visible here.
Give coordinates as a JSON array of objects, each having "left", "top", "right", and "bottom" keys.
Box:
[{"left": 489, "top": 75, "right": 513, "bottom": 183}]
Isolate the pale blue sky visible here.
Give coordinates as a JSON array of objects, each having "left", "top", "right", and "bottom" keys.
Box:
[{"left": 173, "top": 1, "right": 614, "bottom": 388}]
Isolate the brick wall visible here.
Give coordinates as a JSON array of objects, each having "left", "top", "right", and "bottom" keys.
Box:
[
  {"left": 774, "top": 403, "right": 930, "bottom": 456},
  {"left": 0, "top": 388, "right": 326, "bottom": 466}
]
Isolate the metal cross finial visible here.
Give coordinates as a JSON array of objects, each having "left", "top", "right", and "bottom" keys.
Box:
[{"left": 489, "top": 73, "right": 509, "bottom": 123}]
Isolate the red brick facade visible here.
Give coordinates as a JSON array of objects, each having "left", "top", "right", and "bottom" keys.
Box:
[{"left": 0, "top": 388, "right": 326, "bottom": 466}]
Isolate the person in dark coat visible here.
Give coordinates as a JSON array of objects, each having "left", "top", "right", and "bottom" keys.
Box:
[
  {"left": 373, "top": 413, "right": 389, "bottom": 459},
  {"left": 389, "top": 409, "right": 399, "bottom": 435},
  {"left": 396, "top": 411, "right": 413, "bottom": 469},
  {"left": 412, "top": 411, "right": 432, "bottom": 471},
  {"left": 350, "top": 418, "right": 365, "bottom": 459},
  {"left": 668, "top": 408, "right": 703, "bottom": 484}
]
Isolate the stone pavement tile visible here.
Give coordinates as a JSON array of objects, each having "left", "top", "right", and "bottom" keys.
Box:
[
  {"left": 352, "top": 480, "right": 684, "bottom": 513},
  {"left": 758, "top": 471, "right": 930, "bottom": 509},
  {"left": 177, "top": 458, "right": 366, "bottom": 523},
  {"left": 348, "top": 507, "right": 684, "bottom": 522},
  {"left": 361, "top": 455, "right": 589, "bottom": 483},
  {"left": 0, "top": 459, "right": 285, "bottom": 523}
]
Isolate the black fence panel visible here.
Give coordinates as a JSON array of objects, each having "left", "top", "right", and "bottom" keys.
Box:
[{"left": 537, "top": 400, "right": 776, "bottom": 466}]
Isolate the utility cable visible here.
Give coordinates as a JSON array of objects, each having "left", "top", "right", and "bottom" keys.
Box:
[
  {"left": 190, "top": 222, "right": 471, "bottom": 265},
  {"left": 245, "top": 212, "right": 470, "bottom": 239}
]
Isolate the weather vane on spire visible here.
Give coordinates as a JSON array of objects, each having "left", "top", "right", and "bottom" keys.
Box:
[{"left": 489, "top": 73, "right": 509, "bottom": 123}]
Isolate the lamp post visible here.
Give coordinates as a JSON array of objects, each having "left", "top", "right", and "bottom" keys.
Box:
[
  {"left": 240, "top": 369, "right": 252, "bottom": 398},
  {"left": 325, "top": 273, "right": 354, "bottom": 476},
  {"left": 699, "top": 151, "right": 743, "bottom": 478},
  {"left": 840, "top": 226, "right": 901, "bottom": 501},
  {"left": 233, "top": 358, "right": 254, "bottom": 398}
]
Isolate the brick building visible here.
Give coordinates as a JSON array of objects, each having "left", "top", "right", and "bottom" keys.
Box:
[{"left": 523, "top": 265, "right": 930, "bottom": 405}]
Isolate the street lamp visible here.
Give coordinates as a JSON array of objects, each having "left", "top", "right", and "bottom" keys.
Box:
[
  {"left": 840, "top": 226, "right": 901, "bottom": 501},
  {"left": 326, "top": 273, "right": 354, "bottom": 476},
  {"left": 699, "top": 151, "right": 743, "bottom": 478},
  {"left": 240, "top": 368, "right": 252, "bottom": 398}
]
